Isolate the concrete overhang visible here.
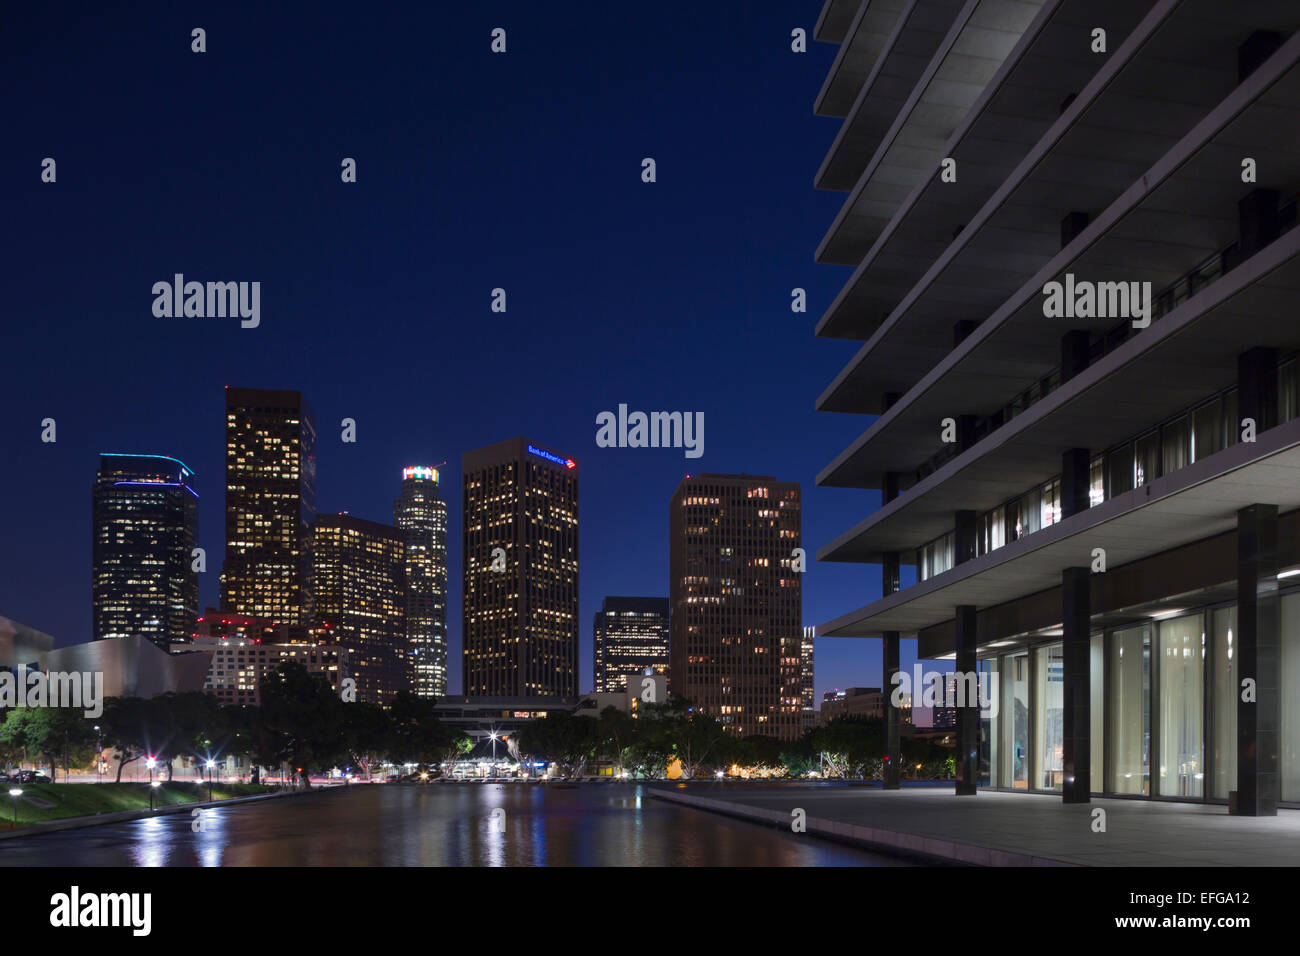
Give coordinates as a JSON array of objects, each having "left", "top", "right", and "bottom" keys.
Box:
[
  {"left": 816, "top": 0, "right": 865, "bottom": 45},
  {"left": 819, "top": 48, "right": 1300, "bottom": 490},
  {"left": 815, "top": 0, "right": 1046, "bottom": 268},
  {"left": 819, "top": 411, "right": 1300, "bottom": 639},
  {"left": 817, "top": 224, "right": 1300, "bottom": 561},
  {"left": 815, "top": 0, "right": 1300, "bottom": 340},
  {"left": 816, "top": 0, "right": 912, "bottom": 120},
  {"left": 815, "top": 0, "right": 1177, "bottom": 340},
  {"left": 816, "top": 0, "right": 963, "bottom": 187}
]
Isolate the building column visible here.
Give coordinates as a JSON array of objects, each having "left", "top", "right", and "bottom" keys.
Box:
[
  {"left": 1235, "top": 504, "right": 1279, "bottom": 816},
  {"left": 1060, "top": 448, "right": 1091, "bottom": 519},
  {"left": 1060, "top": 330, "right": 1089, "bottom": 383},
  {"left": 955, "top": 605, "right": 978, "bottom": 795},
  {"left": 883, "top": 631, "right": 901, "bottom": 790},
  {"left": 881, "top": 551, "right": 901, "bottom": 790},
  {"left": 954, "top": 510, "right": 978, "bottom": 565},
  {"left": 1238, "top": 347, "right": 1278, "bottom": 435},
  {"left": 1061, "top": 567, "right": 1090, "bottom": 803}
]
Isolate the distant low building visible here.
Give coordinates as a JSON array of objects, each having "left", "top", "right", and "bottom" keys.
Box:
[
  {"left": 191, "top": 635, "right": 349, "bottom": 707},
  {"left": 820, "top": 686, "right": 885, "bottom": 723},
  {"left": 0, "top": 616, "right": 211, "bottom": 699}
]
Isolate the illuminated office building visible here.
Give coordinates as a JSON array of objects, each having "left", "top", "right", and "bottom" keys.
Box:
[
  {"left": 220, "top": 387, "right": 316, "bottom": 626},
  {"left": 92, "top": 453, "right": 199, "bottom": 650},
  {"left": 669, "top": 474, "right": 803, "bottom": 740},
  {"left": 811, "top": 0, "right": 1300, "bottom": 811},
  {"left": 593, "top": 597, "right": 669, "bottom": 693},
  {"left": 311, "top": 513, "right": 407, "bottom": 707},
  {"left": 462, "top": 437, "right": 578, "bottom": 699},
  {"left": 801, "top": 625, "right": 816, "bottom": 730},
  {"left": 394, "top": 465, "right": 449, "bottom": 697}
]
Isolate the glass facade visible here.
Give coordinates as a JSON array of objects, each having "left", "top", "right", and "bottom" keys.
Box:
[
  {"left": 977, "top": 592, "right": 1300, "bottom": 805},
  {"left": 1158, "top": 614, "right": 1204, "bottom": 798}
]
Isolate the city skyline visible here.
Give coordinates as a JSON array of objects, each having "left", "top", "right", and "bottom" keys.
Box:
[{"left": 3, "top": 2, "right": 931, "bottom": 703}]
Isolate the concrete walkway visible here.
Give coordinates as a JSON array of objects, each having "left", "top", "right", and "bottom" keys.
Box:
[{"left": 649, "top": 784, "right": 1300, "bottom": 866}]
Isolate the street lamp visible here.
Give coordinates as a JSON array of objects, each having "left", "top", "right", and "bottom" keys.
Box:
[
  {"left": 206, "top": 760, "right": 215, "bottom": 802},
  {"left": 94, "top": 726, "right": 101, "bottom": 783},
  {"left": 146, "top": 755, "right": 157, "bottom": 806},
  {"left": 8, "top": 788, "right": 21, "bottom": 829},
  {"left": 150, "top": 780, "right": 161, "bottom": 811}
]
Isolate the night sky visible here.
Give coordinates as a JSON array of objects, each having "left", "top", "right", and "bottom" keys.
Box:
[{"left": 2, "top": 1, "right": 932, "bottom": 700}]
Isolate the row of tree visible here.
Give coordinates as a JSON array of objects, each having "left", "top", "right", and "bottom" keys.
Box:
[
  {"left": 0, "top": 662, "right": 472, "bottom": 786},
  {"left": 517, "top": 699, "right": 956, "bottom": 780}
]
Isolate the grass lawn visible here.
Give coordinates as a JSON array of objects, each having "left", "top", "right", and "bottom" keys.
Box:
[{"left": 1, "top": 782, "right": 277, "bottom": 828}]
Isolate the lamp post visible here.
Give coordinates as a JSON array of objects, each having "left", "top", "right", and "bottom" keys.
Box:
[
  {"left": 150, "top": 780, "right": 161, "bottom": 811},
  {"left": 8, "top": 788, "right": 21, "bottom": 828},
  {"left": 146, "top": 756, "right": 157, "bottom": 810},
  {"left": 206, "top": 760, "right": 215, "bottom": 802},
  {"left": 94, "top": 726, "right": 101, "bottom": 783}
]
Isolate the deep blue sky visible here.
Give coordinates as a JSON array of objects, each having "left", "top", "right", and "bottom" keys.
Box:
[{"left": 1, "top": 1, "right": 932, "bottom": 700}]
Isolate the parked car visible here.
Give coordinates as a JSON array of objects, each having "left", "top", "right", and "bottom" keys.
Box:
[{"left": 14, "top": 770, "right": 51, "bottom": 784}]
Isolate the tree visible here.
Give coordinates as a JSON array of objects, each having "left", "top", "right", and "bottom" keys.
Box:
[{"left": 258, "top": 662, "right": 349, "bottom": 786}]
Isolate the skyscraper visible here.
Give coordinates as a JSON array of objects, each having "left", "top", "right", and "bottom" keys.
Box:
[
  {"left": 311, "top": 513, "right": 406, "bottom": 707},
  {"left": 92, "top": 453, "right": 198, "bottom": 650},
  {"left": 669, "top": 474, "right": 802, "bottom": 740},
  {"left": 593, "top": 596, "right": 669, "bottom": 693},
  {"left": 462, "top": 437, "right": 578, "bottom": 699},
  {"left": 220, "top": 387, "right": 316, "bottom": 626},
  {"left": 801, "top": 625, "right": 816, "bottom": 731},
  {"left": 394, "top": 465, "right": 448, "bottom": 697}
]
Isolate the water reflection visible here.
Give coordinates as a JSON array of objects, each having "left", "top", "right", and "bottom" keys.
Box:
[{"left": 0, "top": 784, "right": 898, "bottom": 867}]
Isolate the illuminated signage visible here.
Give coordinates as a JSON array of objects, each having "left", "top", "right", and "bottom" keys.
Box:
[
  {"left": 527, "top": 444, "right": 576, "bottom": 469},
  {"left": 402, "top": 466, "right": 439, "bottom": 482}
]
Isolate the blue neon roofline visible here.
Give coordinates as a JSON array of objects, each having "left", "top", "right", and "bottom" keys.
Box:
[{"left": 100, "top": 452, "right": 195, "bottom": 476}]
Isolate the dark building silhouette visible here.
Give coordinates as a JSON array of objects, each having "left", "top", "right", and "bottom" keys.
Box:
[
  {"left": 669, "top": 474, "right": 802, "bottom": 740},
  {"left": 462, "top": 437, "right": 578, "bottom": 699},
  {"left": 311, "top": 513, "right": 406, "bottom": 707},
  {"left": 594, "top": 596, "right": 669, "bottom": 693},
  {"left": 92, "top": 453, "right": 198, "bottom": 650}
]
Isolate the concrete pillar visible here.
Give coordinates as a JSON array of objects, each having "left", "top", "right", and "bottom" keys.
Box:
[
  {"left": 1238, "top": 347, "right": 1278, "bottom": 435},
  {"left": 954, "top": 510, "right": 978, "bottom": 564},
  {"left": 1060, "top": 211, "right": 1089, "bottom": 248},
  {"left": 883, "top": 472, "right": 900, "bottom": 504},
  {"left": 1060, "top": 329, "right": 1089, "bottom": 383},
  {"left": 1061, "top": 567, "right": 1091, "bottom": 803},
  {"left": 883, "top": 631, "right": 901, "bottom": 790},
  {"left": 1060, "top": 448, "right": 1091, "bottom": 519},
  {"left": 1235, "top": 504, "right": 1279, "bottom": 816},
  {"left": 953, "top": 319, "right": 978, "bottom": 348},
  {"left": 1239, "top": 30, "right": 1283, "bottom": 82},
  {"left": 955, "top": 605, "right": 978, "bottom": 795}
]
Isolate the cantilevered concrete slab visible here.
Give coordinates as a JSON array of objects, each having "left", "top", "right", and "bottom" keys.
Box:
[
  {"left": 816, "top": 0, "right": 865, "bottom": 45},
  {"left": 816, "top": 0, "right": 963, "bottom": 189},
  {"left": 819, "top": 229, "right": 1300, "bottom": 560},
  {"left": 819, "top": 49, "right": 1300, "bottom": 492},
  {"left": 815, "top": 0, "right": 1300, "bottom": 341},
  {"left": 815, "top": 0, "right": 913, "bottom": 120},
  {"left": 819, "top": 412, "right": 1300, "bottom": 639},
  {"left": 815, "top": 0, "right": 1047, "bottom": 268}
]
